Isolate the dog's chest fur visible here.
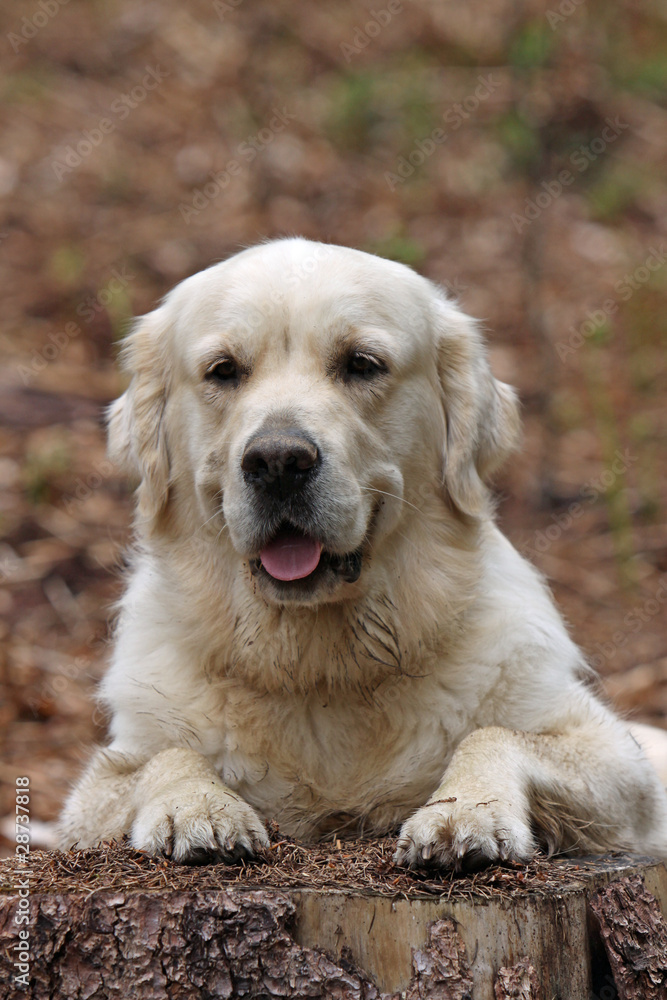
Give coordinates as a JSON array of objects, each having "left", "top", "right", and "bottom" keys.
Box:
[
  {"left": 203, "top": 678, "right": 464, "bottom": 837},
  {"left": 103, "top": 533, "right": 520, "bottom": 838}
]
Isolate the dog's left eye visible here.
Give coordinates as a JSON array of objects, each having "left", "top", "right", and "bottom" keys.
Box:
[
  {"left": 206, "top": 359, "right": 238, "bottom": 383},
  {"left": 346, "top": 351, "right": 387, "bottom": 379}
]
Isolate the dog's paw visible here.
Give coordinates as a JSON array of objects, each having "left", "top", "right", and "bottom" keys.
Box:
[
  {"left": 394, "top": 794, "right": 536, "bottom": 871},
  {"left": 131, "top": 781, "right": 269, "bottom": 864}
]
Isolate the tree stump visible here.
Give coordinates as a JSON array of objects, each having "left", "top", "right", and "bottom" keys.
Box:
[{"left": 1, "top": 840, "right": 666, "bottom": 999}]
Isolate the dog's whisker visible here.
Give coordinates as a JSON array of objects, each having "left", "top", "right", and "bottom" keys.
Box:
[
  {"left": 214, "top": 523, "right": 230, "bottom": 543},
  {"left": 359, "top": 486, "right": 424, "bottom": 515},
  {"left": 199, "top": 506, "right": 226, "bottom": 532}
]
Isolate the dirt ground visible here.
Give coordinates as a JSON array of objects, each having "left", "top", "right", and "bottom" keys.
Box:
[{"left": 0, "top": 0, "right": 666, "bottom": 855}]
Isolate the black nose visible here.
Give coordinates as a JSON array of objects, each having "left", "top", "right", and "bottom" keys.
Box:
[{"left": 241, "top": 429, "right": 320, "bottom": 497}]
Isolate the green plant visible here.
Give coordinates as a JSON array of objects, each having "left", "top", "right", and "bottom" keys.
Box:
[
  {"left": 582, "top": 329, "right": 636, "bottom": 587},
  {"left": 364, "top": 233, "right": 426, "bottom": 267},
  {"left": 23, "top": 443, "right": 71, "bottom": 506}
]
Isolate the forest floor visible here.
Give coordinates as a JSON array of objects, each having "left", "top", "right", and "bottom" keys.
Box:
[{"left": 0, "top": 0, "right": 666, "bottom": 854}]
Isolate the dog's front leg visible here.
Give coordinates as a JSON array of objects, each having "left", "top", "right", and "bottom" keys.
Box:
[
  {"left": 395, "top": 721, "right": 667, "bottom": 869},
  {"left": 59, "top": 746, "right": 269, "bottom": 864}
]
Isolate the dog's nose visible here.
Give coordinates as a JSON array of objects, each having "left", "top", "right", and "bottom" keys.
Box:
[{"left": 241, "top": 430, "right": 320, "bottom": 497}]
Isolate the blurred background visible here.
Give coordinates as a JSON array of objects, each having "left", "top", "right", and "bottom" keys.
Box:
[{"left": 1, "top": 0, "right": 666, "bottom": 854}]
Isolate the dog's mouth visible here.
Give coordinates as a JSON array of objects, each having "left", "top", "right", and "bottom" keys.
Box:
[{"left": 249, "top": 525, "right": 363, "bottom": 587}]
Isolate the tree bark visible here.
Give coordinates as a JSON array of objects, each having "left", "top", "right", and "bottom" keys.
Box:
[
  {"left": 493, "top": 959, "right": 540, "bottom": 999},
  {"left": 589, "top": 872, "right": 667, "bottom": 1000},
  {"left": 1, "top": 853, "right": 666, "bottom": 999}
]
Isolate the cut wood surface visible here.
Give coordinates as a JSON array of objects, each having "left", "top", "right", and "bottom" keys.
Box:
[{"left": 1, "top": 840, "right": 666, "bottom": 999}]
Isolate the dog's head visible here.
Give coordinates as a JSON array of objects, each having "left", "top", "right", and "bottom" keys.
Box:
[{"left": 109, "top": 239, "right": 519, "bottom": 606}]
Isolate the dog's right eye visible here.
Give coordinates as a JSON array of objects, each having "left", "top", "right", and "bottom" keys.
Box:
[
  {"left": 205, "top": 359, "right": 238, "bottom": 383},
  {"left": 345, "top": 351, "right": 388, "bottom": 380}
]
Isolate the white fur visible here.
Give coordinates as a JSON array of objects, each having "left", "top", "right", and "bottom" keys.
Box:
[{"left": 59, "top": 239, "right": 667, "bottom": 867}]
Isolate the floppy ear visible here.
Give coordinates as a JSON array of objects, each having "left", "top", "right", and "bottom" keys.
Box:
[
  {"left": 107, "top": 307, "right": 171, "bottom": 522},
  {"left": 434, "top": 295, "right": 520, "bottom": 518}
]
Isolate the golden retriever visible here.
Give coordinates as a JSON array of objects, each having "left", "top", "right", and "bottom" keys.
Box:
[{"left": 59, "top": 239, "right": 667, "bottom": 868}]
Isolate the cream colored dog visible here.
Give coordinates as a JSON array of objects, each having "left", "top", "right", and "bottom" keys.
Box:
[{"left": 59, "top": 239, "right": 667, "bottom": 868}]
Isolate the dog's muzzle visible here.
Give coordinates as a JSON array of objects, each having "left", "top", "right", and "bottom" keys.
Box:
[{"left": 241, "top": 428, "right": 363, "bottom": 588}]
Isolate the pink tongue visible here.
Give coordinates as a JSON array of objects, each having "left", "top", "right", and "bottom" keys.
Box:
[{"left": 260, "top": 533, "right": 322, "bottom": 581}]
